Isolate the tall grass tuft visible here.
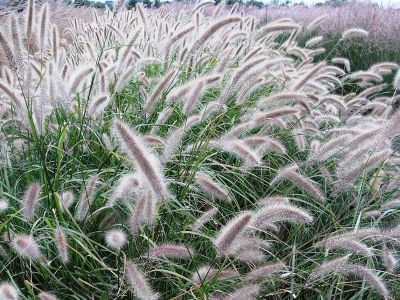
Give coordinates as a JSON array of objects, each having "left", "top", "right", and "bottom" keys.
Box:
[{"left": 0, "top": 1, "right": 400, "bottom": 299}]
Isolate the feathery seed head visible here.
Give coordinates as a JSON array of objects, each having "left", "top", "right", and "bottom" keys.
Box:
[
  {"left": 75, "top": 174, "right": 99, "bottom": 222},
  {"left": 125, "top": 260, "right": 159, "bottom": 300},
  {"left": 113, "top": 119, "right": 169, "bottom": 202},
  {"left": 150, "top": 107, "right": 173, "bottom": 135},
  {"left": 383, "top": 224, "right": 400, "bottom": 239},
  {"left": 182, "top": 81, "right": 205, "bottom": 115},
  {"left": 11, "top": 235, "right": 46, "bottom": 263},
  {"left": 272, "top": 167, "right": 325, "bottom": 202},
  {"left": 245, "top": 262, "right": 286, "bottom": 281},
  {"left": 148, "top": 244, "right": 193, "bottom": 259},
  {"left": 192, "top": 207, "right": 218, "bottom": 230},
  {"left": 309, "top": 255, "right": 350, "bottom": 281},
  {"left": 146, "top": 69, "right": 177, "bottom": 112},
  {"left": 87, "top": 93, "right": 110, "bottom": 119},
  {"left": 224, "top": 284, "right": 261, "bottom": 300},
  {"left": 235, "top": 248, "right": 266, "bottom": 263},
  {"left": 60, "top": 191, "right": 75, "bottom": 211},
  {"left": 251, "top": 204, "right": 313, "bottom": 230},
  {"left": 194, "top": 172, "right": 231, "bottom": 202},
  {"left": 313, "top": 237, "right": 373, "bottom": 257},
  {"left": 189, "top": 16, "right": 241, "bottom": 56},
  {"left": 0, "top": 282, "right": 19, "bottom": 300},
  {"left": 332, "top": 57, "right": 351, "bottom": 72},
  {"left": 306, "top": 14, "right": 329, "bottom": 32},
  {"left": 200, "top": 101, "right": 226, "bottom": 119},
  {"left": 0, "top": 31, "right": 16, "bottom": 71},
  {"left": 220, "top": 140, "right": 262, "bottom": 170},
  {"left": 381, "top": 199, "right": 400, "bottom": 211},
  {"left": 257, "top": 20, "right": 300, "bottom": 39},
  {"left": 382, "top": 243, "right": 397, "bottom": 273},
  {"left": 26, "top": 0, "right": 35, "bottom": 38},
  {"left": 258, "top": 196, "right": 290, "bottom": 206},
  {"left": 105, "top": 228, "right": 127, "bottom": 250},
  {"left": 192, "top": 266, "right": 238, "bottom": 285},
  {"left": 38, "top": 292, "right": 58, "bottom": 300},
  {"left": 231, "top": 236, "right": 271, "bottom": 253},
  {"left": 311, "top": 254, "right": 389, "bottom": 296},
  {"left": 214, "top": 212, "right": 252, "bottom": 256},
  {"left": 305, "top": 36, "right": 323, "bottom": 48},
  {"left": 128, "top": 191, "right": 156, "bottom": 234},
  {"left": 260, "top": 92, "right": 308, "bottom": 108},
  {"left": 98, "top": 212, "right": 119, "bottom": 231},
  {"left": 54, "top": 226, "right": 69, "bottom": 263},
  {"left": 393, "top": 68, "right": 400, "bottom": 90},
  {"left": 345, "top": 264, "right": 390, "bottom": 297},
  {"left": 22, "top": 183, "right": 41, "bottom": 222},
  {"left": 340, "top": 28, "right": 369, "bottom": 41},
  {"left": 253, "top": 107, "right": 299, "bottom": 124},
  {"left": 108, "top": 173, "right": 141, "bottom": 206},
  {"left": 0, "top": 199, "right": 8, "bottom": 212},
  {"left": 69, "top": 66, "right": 94, "bottom": 95}
]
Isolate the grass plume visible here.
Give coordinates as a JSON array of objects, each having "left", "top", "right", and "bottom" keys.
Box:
[{"left": 113, "top": 119, "right": 169, "bottom": 201}]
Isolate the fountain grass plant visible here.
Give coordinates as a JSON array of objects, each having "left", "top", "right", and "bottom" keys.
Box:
[{"left": 0, "top": 1, "right": 399, "bottom": 299}]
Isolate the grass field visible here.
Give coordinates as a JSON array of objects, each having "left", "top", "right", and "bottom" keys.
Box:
[{"left": 0, "top": 1, "right": 399, "bottom": 299}]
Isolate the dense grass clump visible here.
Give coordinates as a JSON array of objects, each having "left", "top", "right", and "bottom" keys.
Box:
[
  {"left": 248, "top": 2, "right": 400, "bottom": 72},
  {"left": 0, "top": 1, "right": 399, "bottom": 299}
]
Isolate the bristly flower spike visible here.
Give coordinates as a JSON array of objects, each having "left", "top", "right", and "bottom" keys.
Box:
[
  {"left": 11, "top": 234, "right": 47, "bottom": 264},
  {"left": 59, "top": 191, "right": 75, "bottom": 211},
  {"left": 108, "top": 173, "right": 141, "bottom": 207},
  {"left": 250, "top": 204, "right": 313, "bottom": 230},
  {"left": 105, "top": 228, "right": 127, "bottom": 250},
  {"left": 245, "top": 262, "right": 286, "bottom": 281},
  {"left": 0, "top": 282, "right": 20, "bottom": 300},
  {"left": 0, "top": 199, "right": 8, "bottom": 213},
  {"left": 309, "top": 255, "right": 390, "bottom": 298},
  {"left": 112, "top": 119, "right": 169, "bottom": 202},
  {"left": 191, "top": 266, "right": 238, "bottom": 285},
  {"left": 38, "top": 292, "right": 58, "bottom": 300},
  {"left": 188, "top": 16, "right": 241, "bottom": 56},
  {"left": 125, "top": 260, "right": 159, "bottom": 300},
  {"left": 22, "top": 183, "right": 41, "bottom": 222},
  {"left": 313, "top": 236, "right": 373, "bottom": 257},
  {"left": 192, "top": 207, "right": 218, "bottom": 230},
  {"left": 224, "top": 284, "right": 261, "bottom": 300},
  {"left": 145, "top": 69, "right": 177, "bottom": 112},
  {"left": 128, "top": 191, "right": 155, "bottom": 234},
  {"left": 54, "top": 226, "right": 69, "bottom": 263},
  {"left": 214, "top": 212, "right": 252, "bottom": 256},
  {"left": 382, "top": 243, "right": 397, "bottom": 273},
  {"left": 271, "top": 166, "right": 325, "bottom": 202},
  {"left": 393, "top": 67, "right": 400, "bottom": 90},
  {"left": 75, "top": 174, "right": 99, "bottom": 221},
  {"left": 194, "top": 171, "right": 231, "bottom": 202},
  {"left": 148, "top": 244, "right": 193, "bottom": 259},
  {"left": 340, "top": 28, "right": 369, "bottom": 41}
]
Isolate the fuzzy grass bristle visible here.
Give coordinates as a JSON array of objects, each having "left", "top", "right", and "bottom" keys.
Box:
[
  {"left": 0, "top": 282, "right": 19, "bottom": 300},
  {"left": 105, "top": 228, "right": 127, "bottom": 250},
  {"left": 0, "top": 2, "right": 399, "bottom": 299}
]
